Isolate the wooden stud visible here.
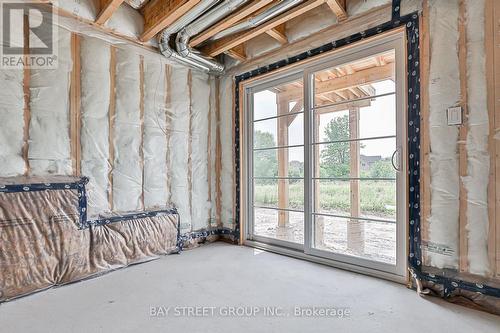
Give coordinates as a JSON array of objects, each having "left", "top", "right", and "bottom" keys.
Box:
[
  {"left": 266, "top": 24, "right": 288, "bottom": 44},
  {"left": 188, "top": 69, "right": 194, "bottom": 222},
  {"left": 96, "top": 0, "right": 125, "bottom": 25},
  {"left": 190, "top": 0, "right": 274, "bottom": 47},
  {"left": 458, "top": 0, "right": 469, "bottom": 273},
  {"left": 139, "top": 56, "right": 145, "bottom": 210},
  {"left": 140, "top": 0, "right": 201, "bottom": 42},
  {"left": 347, "top": 106, "right": 363, "bottom": 253},
  {"left": 70, "top": 33, "right": 82, "bottom": 177},
  {"left": 165, "top": 65, "right": 173, "bottom": 205},
  {"left": 419, "top": 0, "right": 431, "bottom": 264},
  {"left": 488, "top": 0, "right": 500, "bottom": 277},
  {"left": 22, "top": 14, "right": 31, "bottom": 175},
  {"left": 201, "top": 0, "right": 326, "bottom": 57},
  {"left": 277, "top": 97, "right": 289, "bottom": 227},
  {"left": 215, "top": 78, "right": 223, "bottom": 227},
  {"left": 108, "top": 46, "right": 117, "bottom": 212},
  {"left": 207, "top": 77, "right": 213, "bottom": 223},
  {"left": 325, "top": 0, "right": 347, "bottom": 21}
]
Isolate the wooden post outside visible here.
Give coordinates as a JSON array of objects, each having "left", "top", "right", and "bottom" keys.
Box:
[
  {"left": 347, "top": 106, "right": 364, "bottom": 254},
  {"left": 314, "top": 112, "right": 325, "bottom": 247},
  {"left": 277, "top": 97, "right": 289, "bottom": 228}
]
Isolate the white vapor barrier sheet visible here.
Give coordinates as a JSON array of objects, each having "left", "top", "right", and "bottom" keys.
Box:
[
  {"left": 28, "top": 28, "right": 72, "bottom": 176},
  {"left": 80, "top": 36, "right": 111, "bottom": 218},
  {"left": 168, "top": 66, "right": 192, "bottom": 232},
  {"left": 426, "top": 0, "right": 460, "bottom": 269},
  {"left": 113, "top": 48, "right": 142, "bottom": 212},
  {"left": 463, "top": 0, "right": 490, "bottom": 275},
  {"left": 0, "top": 67, "right": 24, "bottom": 177},
  {"left": 219, "top": 75, "right": 234, "bottom": 228},
  {"left": 190, "top": 72, "right": 211, "bottom": 230},
  {"left": 143, "top": 56, "right": 168, "bottom": 209},
  {"left": 105, "top": 3, "right": 144, "bottom": 38}
]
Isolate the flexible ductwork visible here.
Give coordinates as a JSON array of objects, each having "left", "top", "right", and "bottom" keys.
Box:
[
  {"left": 158, "top": 0, "right": 219, "bottom": 72},
  {"left": 210, "top": 0, "right": 302, "bottom": 41},
  {"left": 176, "top": 0, "right": 249, "bottom": 72}
]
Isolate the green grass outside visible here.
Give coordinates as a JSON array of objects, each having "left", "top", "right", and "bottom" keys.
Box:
[{"left": 254, "top": 181, "right": 396, "bottom": 217}]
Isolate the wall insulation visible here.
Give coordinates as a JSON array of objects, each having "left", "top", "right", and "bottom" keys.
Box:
[
  {"left": 168, "top": 67, "right": 192, "bottom": 232},
  {"left": 112, "top": 48, "right": 143, "bottom": 212},
  {"left": 425, "top": 0, "right": 461, "bottom": 269},
  {"left": 190, "top": 72, "right": 212, "bottom": 230},
  {"left": 0, "top": 68, "right": 24, "bottom": 177},
  {"left": 28, "top": 28, "right": 73, "bottom": 176},
  {"left": 463, "top": 0, "right": 490, "bottom": 275},
  {"left": 143, "top": 56, "right": 168, "bottom": 209},
  {"left": 80, "top": 36, "right": 111, "bottom": 218}
]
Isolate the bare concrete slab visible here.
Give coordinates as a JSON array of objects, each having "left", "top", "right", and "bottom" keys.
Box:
[{"left": 0, "top": 242, "right": 499, "bottom": 333}]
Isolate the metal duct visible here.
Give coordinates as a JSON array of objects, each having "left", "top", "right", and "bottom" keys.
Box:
[
  {"left": 158, "top": 0, "right": 220, "bottom": 72},
  {"left": 125, "top": 0, "right": 150, "bottom": 10},
  {"left": 210, "top": 0, "right": 302, "bottom": 41},
  {"left": 176, "top": 0, "right": 249, "bottom": 72}
]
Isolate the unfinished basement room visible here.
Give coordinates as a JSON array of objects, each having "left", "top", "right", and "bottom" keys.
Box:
[{"left": 1, "top": 0, "right": 500, "bottom": 332}]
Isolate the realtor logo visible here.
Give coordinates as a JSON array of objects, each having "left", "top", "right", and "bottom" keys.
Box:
[{"left": 1, "top": 1, "right": 58, "bottom": 69}]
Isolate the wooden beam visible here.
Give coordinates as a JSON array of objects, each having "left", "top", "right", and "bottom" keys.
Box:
[
  {"left": 266, "top": 24, "right": 287, "bottom": 44},
  {"left": 190, "top": 0, "right": 274, "bottom": 47},
  {"left": 201, "top": 0, "right": 326, "bottom": 57},
  {"left": 226, "top": 44, "right": 247, "bottom": 62},
  {"left": 325, "top": 0, "right": 347, "bottom": 21},
  {"left": 70, "top": 33, "right": 82, "bottom": 177},
  {"left": 281, "top": 63, "right": 394, "bottom": 100},
  {"left": 348, "top": 106, "right": 363, "bottom": 253},
  {"left": 108, "top": 46, "right": 117, "bottom": 212},
  {"left": 140, "top": 0, "right": 201, "bottom": 42},
  {"left": 22, "top": 14, "right": 31, "bottom": 175},
  {"left": 277, "top": 97, "right": 289, "bottom": 228},
  {"left": 139, "top": 56, "right": 145, "bottom": 210},
  {"left": 96, "top": 0, "right": 125, "bottom": 25}
]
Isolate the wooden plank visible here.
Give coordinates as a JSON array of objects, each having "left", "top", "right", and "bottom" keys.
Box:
[
  {"left": 215, "top": 78, "right": 223, "bottom": 227},
  {"left": 266, "top": 24, "right": 287, "bottom": 44},
  {"left": 314, "top": 112, "right": 324, "bottom": 246},
  {"left": 22, "top": 14, "right": 31, "bottom": 175},
  {"left": 347, "top": 106, "right": 363, "bottom": 253},
  {"left": 139, "top": 56, "right": 145, "bottom": 210},
  {"left": 419, "top": 0, "right": 431, "bottom": 265},
  {"left": 165, "top": 65, "right": 172, "bottom": 205},
  {"left": 140, "top": 0, "right": 201, "bottom": 42},
  {"left": 70, "top": 33, "right": 82, "bottom": 177},
  {"left": 108, "top": 46, "right": 117, "bottom": 212},
  {"left": 190, "top": 0, "right": 274, "bottom": 47},
  {"left": 490, "top": 0, "right": 500, "bottom": 277},
  {"left": 226, "top": 44, "right": 247, "bottom": 62},
  {"left": 277, "top": 97, "right": 289, "bottom": 227},
  {"left": 201, "top": 0, "right": 326, "bottom": 57},
  {"left": 325, "top": 0, "right": 347, "bottom": 21},
  {"left": 458, "top": 0, "right": 469, "bottom": 273},
  {"left": 207, "top": 78, "right": 213, "bottom": 222},
  {"left": 96, "top": 0, "right": 125, "bottom": 25},
  {"left": 280, "top": 63, "right": 394, "bottom": 101},
  {"left": 188, "top": 69, "right": 193, "bottom": 220}
]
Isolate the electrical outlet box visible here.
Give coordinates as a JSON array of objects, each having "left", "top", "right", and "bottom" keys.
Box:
[{"left": 447, "top": 106, "right": 463, "bottom": 125}]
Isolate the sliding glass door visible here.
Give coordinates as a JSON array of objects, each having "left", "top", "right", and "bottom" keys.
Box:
[{"left": 244, "top": 33, "right": 406, "bottom": 278}]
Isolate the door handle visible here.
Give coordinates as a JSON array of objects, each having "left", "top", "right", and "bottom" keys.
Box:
[{"left": 391, "top": 148, "right": 401, "bottom": 172}]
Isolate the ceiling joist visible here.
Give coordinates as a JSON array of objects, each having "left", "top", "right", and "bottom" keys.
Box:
[
  {"left": 325, "top": 0, "right": 347, "bottom": 21},
  {"left": 140, "top": 0, "right": 202, "bottom": 42},
  {"left": 226, "top": 44, "right": 247, "bottom": 62},
  {"left": 96, "top": 0, "right": 125, "bottom": 25},
  {"left": 201, "top": 0, "right": 326, "bottom": 57},
  {"left": 266, "top": 24, "right": 287, "bottom": 44}
]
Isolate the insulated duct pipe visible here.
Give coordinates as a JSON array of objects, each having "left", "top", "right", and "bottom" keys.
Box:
[
  {"left": 210, "top": 0, "right": 302, "bottom": 41},
  {"left": 176, "top": 0, "right": 249, "bottom": 72},
  {"left": 158, "top": 0, "right": 220, "bottom": 72}
]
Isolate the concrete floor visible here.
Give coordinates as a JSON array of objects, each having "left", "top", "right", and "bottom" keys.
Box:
[{"left": 0, "top": 243, "right": 499, "bottom": 333}]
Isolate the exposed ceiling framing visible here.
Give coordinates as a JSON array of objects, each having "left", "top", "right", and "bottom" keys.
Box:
[{"left": 93, "top": 0, "right": 349, "bottom": 65}]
